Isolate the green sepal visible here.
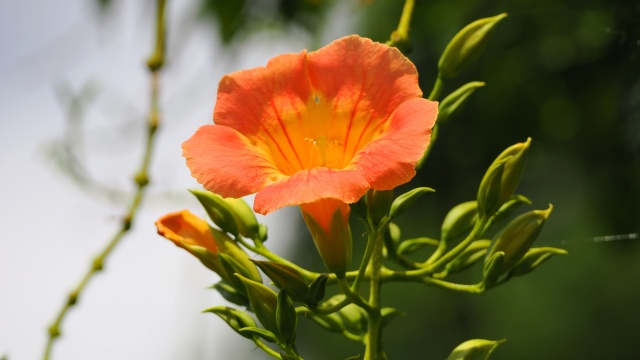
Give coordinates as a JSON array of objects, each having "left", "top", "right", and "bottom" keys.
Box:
[
  {"left": 438, "top": 82, "right": 485, "bottom": 124},
  {"left": 444, "top": 239, "right": 492, "bottom": 275},
  {"left": 238, "top": 326, "right": 278, "bottom": 343},
  {"left": 251, "top": 260, "right": 313, "bottom": 305},
  {"left": 397, "top": 237, "right": 439, "bottom": 256},
  {"left": 190, "top": 189, "right": 239, "bottom": 237},
  {"left": 202, "top": 306, "right": 257, "bottom": 339},
  {"left": 381, "top": 307, "right": 405, "bottom": 329},
  {"left": 211, "top": 280, "right": 250, "bottom": 308},
  {"left": 508, "top": 247, "right": 568, "bottom": 277},
  {"left": 447, "top": 338, "right": 506, "bottom": 360},
  {"left": 389, "top": 187, "right": 435, "bottom": 219},
  {"left": 442, "top": 201, "right": 478, "bottom": 241},
  {"left": 308, "top": 274, "right": 329, "bottom": 305},
  {"left": 235, "top": 274, "right": 280, "bottom": 337},
  {"left": 482, "top": 251, "right": 505, "bottom": 288},
  {"left": 477, "top": 157, "right": 509, "bottom": 217},
  {"left": 276, "top": 291, "right": 298, "bottom": 345},
  {"left": 438, "top": 13, "right": 508, "bottom": 79},
  {"left": 488, "top": 205, "right": 553, "bottom": 272},
  {"left": 366, "top": 189, "right": 394, "bottom": 224}
]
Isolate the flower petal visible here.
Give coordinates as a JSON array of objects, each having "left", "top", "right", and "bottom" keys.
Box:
[
  {"left": 214, "top": 51, "right": 313, "bottom": 175},
  {"left": 307, "top": 35, "right": 424, "bottom": 160},
  {"left": 254, "top": 168, "right": 369, "bottom": 214},
  {"left": 351, "top": 97, "right": 438, "bottom": 190},
  {"left": 155, "top": 209, "right": 218, "bottom": 253},
  {"left": 183, "top": 124, "right": 285, "bottom": 198}
]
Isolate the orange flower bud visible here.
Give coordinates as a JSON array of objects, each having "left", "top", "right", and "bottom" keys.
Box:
[{"left": 300, "top": 199, "right": 352, "bottom": 277}]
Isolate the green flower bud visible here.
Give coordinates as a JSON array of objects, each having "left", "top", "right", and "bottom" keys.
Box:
[
  {"left": 389, "top": 187, "right": 435, "bottom": 219},
  {"left": 300, "top": 199, "right": 352, "bottom": 277},
  {"left": 482, "top": 251, "right": 505, "bottom": 288},
  {"left": 276, "top": 291, "right": 298, "bottom": 345},
  {"left": 478, "top": 138, "right": 531, "bottom": 217},
  {"left": 212, "top": 227, "right": 262, "bottom": 283},
  {"left": 438, "top": 82, "right": 485, "bottom": 124},
  {"left": 488, "top": 205, "right": 553, "bottom": 273},
  {"left": 308, "top": 274, "right": 329, "bottom": 305},
  {"left": 508, "top": 247, "right": 568, "bottom": 277},
  {"left": 397, "top": 237, "right": 439, "bottom": 256},
  {"left": 441, "top": 201, "right": 478, "bottom": 241},
  {"left": 494, "top": 138, "right": 531, "bottom": 207},
  {"left": 235, "top": 274, "right": 280, "bottom": 337},
  {"left": 366, "top": 189, "right": 394, "bottom": 224},
  {"left": 439, "top": 13, "right": 508, "bottom": 79},
  {"left": 224, "top": 197, "right": 262, "bottom": 240},
  {"left": 251, "top": 260, "right": 314, "bottom": 305},
  {"left": 447, "top": 338, "right": 506, "bottom": 360},
  {"left": 190, "top": 189, "right": 239, "bottom": 237},
  {"left": 202, "top": 306, "right": 257, "bottom": 339},
  {"left": 477, "top": 157, "right": 509, "bottom": 217}
]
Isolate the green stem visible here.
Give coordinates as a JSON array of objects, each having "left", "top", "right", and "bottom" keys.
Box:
[
  {"left": 254, "top": 338, "right": 284, "bottom": 359},
  {"left": 386, "top": 0, "right": 415, "bottom": 49},
  {"left": 364, "top": 228, "right": 385, "bottom": 360},
  {"left": 428, "top": 74, "right": 444, "bottom": 101},
  {"left": 42, "top": 1, "right": 166, "bottom": 359},
  {"left": 237, "top": 237, "right": 319, "bottom": 282}
]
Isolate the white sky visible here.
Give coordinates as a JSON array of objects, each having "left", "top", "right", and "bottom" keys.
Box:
[{"left": 0, "top": 0, "right": 355, "bottom": 359}]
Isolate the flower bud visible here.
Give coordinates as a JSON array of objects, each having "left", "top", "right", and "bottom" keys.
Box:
[
  {"left": 438, "top": 82, "right": 485, "bottom": 124},
  {"left": 235, "top": 274, "right": 280, "bottom": 337},
  {"left": 190, "top": 189, "right": 239, "bottom": 236},
  {"left": 477, "top": 138, "right": 531, "bottom": 217},
  {"left": 482, "top": 251, "right": 505, "bottom": 288},
  {"left": 155, "top": 210, "right": 224, "bottom": 274},
  {"left": 439, "top": 13, "right": 507, "bottom": 79},
  {"left": 477, "top": 157, "right": 509, "bottom": 217},
  {"left": 487, "top": 204, "right": 553, "bottom": 273},
  {"left": 366, "top": 189, "right": 394, "bottom": 224},
  {"left": 224, "top": 197, "right": 263, "bottom": 240},
  {"left": 446, "top": 338, "right": 505, "bottom": 360},
  {"left": 300, "top": 199, "right": 352, "bottom": 277},
  {"left": 441, "top": 201, "right": 478, "bottom": 241},
  {"left": 494, "top": 138, "right": 531, "bottom": 207},
  {"left": 251, "top": 260, "right": 314, "bottom": 305},
  {"left": 276, "top": 291, "right": 298, "bottom": 345},
  {"left": 389, "top": 187, "right": 435, "bottom": 219}
]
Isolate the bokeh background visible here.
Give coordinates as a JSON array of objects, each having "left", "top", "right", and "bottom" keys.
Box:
[{"left": 1, "top": 0, "right": 638, "bottom": 359}]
